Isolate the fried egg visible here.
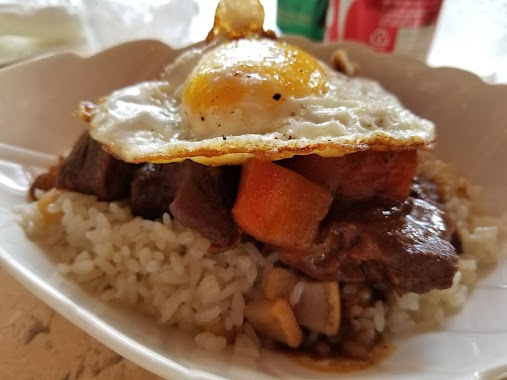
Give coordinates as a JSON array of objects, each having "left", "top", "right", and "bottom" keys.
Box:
[{"left": 89, "top": 37, "right": 435, "bottom": 165}]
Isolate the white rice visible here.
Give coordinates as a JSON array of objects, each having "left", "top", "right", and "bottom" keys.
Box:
[
  {"left": 17, "top": 190, "right": 274, "bottom": 354},
  {"left": 16, "top": 153, "right": 505, "bottom": 356},
  {"left": 289, "top": 281, "right": 305, "bottom": 307}
]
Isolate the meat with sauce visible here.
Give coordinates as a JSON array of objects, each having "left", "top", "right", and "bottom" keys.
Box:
[
  {"left": 130, "top": 161, "right": 241, "bottom": 253},
  {"left": 282, "top": 150, "right": 417, "bottom": 203},
  {"left": 38, "top": 133, "right": 458, "bottom": 293},
  {"left": 48, "top": 132, "right": 240, "bottom": 253},
  {"left": 278, "top": 180, "right": 458, "bottom": 294},
  {"left": 30, "top": 131, "right": 464, "bottom": 358},
  {"left": 130, "top": 163, "right": 179, "bottom": 220},
  {"left": 55, "top": 132, "right": 137, "bottom": 201}
]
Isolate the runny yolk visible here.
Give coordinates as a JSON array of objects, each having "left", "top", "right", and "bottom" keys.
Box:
[{"left": 181, "top": 38, "right": 328, "bottom": 138}]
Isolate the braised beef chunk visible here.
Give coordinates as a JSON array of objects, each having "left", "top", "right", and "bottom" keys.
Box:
[
  {"left": 279, "top": 223, "right": 366, "bottom": 282},
  {"left": 410, "top": 176, "right": 444, "bottom": 205},
  {"left": 282, "top": 150, "right": 417, "bottom": 202},
  {"left": 411, "top": 176, "right": 457, "bottom": 243},
  {"left": 170, "top": 161, "right": 240, "bottom": 253},
  {"left": 130, "top": 163, "right": 179, "bottom": 219},
  {"left": 279, "top": 191, "right": 458, "bottom": 294},
  {"left": 351, "top": 199, "right": 458, "bottom": 293},
  {"left": 130, "top": 161, "right": 240, "bottom": 253},
  {"left": 56, "top": 132, "right": 137, "bottom": 201},
  {"left": 219, "top": 165, "right": 241, "bottom": 209}
]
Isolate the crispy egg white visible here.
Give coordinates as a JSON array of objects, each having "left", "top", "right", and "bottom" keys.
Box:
[{"left": 89, "top": 38, "right": 435, "bottom": 165}]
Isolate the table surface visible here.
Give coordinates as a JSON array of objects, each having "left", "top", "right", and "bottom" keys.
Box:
[{"left": 1, "top": 1, "right": 506, "bottom": 379}]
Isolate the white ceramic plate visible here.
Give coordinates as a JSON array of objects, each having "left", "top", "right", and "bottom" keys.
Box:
[{"left": 1, "top": 38, "right": 507, "bottom": 380}]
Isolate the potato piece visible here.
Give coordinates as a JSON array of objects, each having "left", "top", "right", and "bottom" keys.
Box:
[
  {"left": 37, "top": 190, "right": 63, "bottom": 224},
  {"left": 263, "top": 267, "right": 298, "bottom": 300},
  {"left": 244, "top": 298, "right": 302, "bottom": 348},
  {"left": 201, "top": 320, "right": 235, "bottom": 342},
  {"left": 263, "top": 268, "right": 342, "bottom": 336},
  {"left": 293, "top": 281, "right": 340, "bottom": 336}
]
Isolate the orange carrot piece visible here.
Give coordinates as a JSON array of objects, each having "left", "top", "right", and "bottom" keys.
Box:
[{"left": 231, "top": 159, "right": 333, "bottom": 250}]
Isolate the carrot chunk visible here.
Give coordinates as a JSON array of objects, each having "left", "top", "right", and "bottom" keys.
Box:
[
  {"left": 231, "top": 159, "right": 333, "bottom": 250},
  {"left": 263, "top": 267, "right": 298, "bottom": 300}
]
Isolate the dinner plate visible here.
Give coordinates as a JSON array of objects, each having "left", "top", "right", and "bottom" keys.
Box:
[{"left": 0, "top": 38, "right": 507, "bottom": 380}]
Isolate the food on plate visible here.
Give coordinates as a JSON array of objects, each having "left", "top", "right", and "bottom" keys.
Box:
[{"left": 18, "top": 0, "right": 502, "bottom": 363}]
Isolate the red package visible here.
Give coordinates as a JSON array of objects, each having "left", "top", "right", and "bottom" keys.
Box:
[{"left": 326, "top": 0, "right": 443, "bottom": 59}]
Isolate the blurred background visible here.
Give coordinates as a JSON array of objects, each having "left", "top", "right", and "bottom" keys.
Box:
[{"left": 0, "top": 0, "right": 506, "bottom": 83}]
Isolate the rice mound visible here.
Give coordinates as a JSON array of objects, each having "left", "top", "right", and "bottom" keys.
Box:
[{"left": 16, "top": 153, "right": 505, "bottom": 356}]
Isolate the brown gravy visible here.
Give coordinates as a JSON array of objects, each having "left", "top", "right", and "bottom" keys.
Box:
[{"left": 289, "top": 342, "right": 394, "bottom": 373}]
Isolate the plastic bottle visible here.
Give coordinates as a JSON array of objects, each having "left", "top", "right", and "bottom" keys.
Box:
[
  {"left": 325, "top": 0, "right": 443, "bottom": 60},
  {"left": 277, "top": 0, "right": 329, "bottom": 41}
]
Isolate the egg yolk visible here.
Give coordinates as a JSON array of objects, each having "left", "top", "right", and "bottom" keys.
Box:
[{"left": 181, "top": 39, "right": 328, "bottom": 139}]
